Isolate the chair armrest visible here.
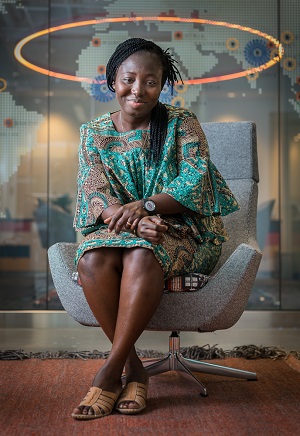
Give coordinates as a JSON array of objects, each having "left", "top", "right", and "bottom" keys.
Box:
[
  {"left": 48, "top": 243, "right": 98, "bottom": 326},
  {"left": 147, "top": 243, "right": 262, "bottom": 332}
]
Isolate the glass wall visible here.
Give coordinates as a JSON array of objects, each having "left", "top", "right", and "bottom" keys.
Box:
[{"left": 0, "top": 0, "right": 299, "bottom": 310}]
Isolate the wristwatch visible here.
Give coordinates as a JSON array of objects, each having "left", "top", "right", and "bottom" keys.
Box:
[{"left": 142, "top": 198, "right": 156, "bottom": 215}]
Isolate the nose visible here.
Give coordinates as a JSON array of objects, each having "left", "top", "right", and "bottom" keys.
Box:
[{"left": 131, "top": 80, "right": 143, "bottom": 97}]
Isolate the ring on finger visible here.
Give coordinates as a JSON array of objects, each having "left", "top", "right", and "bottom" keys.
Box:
[{"left": 126, "top": 221, "right": 132, "bottom": 227}]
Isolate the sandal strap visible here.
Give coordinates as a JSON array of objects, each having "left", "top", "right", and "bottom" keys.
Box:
[
  {"left": 79, "top": 387, "right": 121, "bottom": 416},
  {"left": 117, "top": 382, "right": 148, "bottom": 409}
]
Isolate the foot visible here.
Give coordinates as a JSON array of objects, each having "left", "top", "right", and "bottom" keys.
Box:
[
  {"left": 117, "top": 357, "right": 149, "bottom": 411},
  {"left": 72, "top": 363, "right": 122, "bottom": 418}
]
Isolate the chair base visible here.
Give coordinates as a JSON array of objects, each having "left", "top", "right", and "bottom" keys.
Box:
[{"left": 139, "top": 331, "right": 257, "bottom": 396}]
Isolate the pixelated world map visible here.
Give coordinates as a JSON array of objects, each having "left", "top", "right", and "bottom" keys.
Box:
[{"left": 0, "top": 0, "right": 299, "bottom": 184}]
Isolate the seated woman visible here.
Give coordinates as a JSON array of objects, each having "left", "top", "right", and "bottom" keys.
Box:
[{"left": 72, "top": 37, "right": 239, "bottom": 420}]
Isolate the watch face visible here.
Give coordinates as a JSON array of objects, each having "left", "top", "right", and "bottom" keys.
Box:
[{"left": 145, "top": 200, "right": 156, "bottom": 212}]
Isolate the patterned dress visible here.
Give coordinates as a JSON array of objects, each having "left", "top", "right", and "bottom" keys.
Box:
[{"left": 74, "top": 104, "right": 239, "bottom": 279}]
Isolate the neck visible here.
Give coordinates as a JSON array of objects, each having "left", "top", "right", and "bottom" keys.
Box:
[{"left": 119, "top": 111, "right": 150, "bottom": 132}]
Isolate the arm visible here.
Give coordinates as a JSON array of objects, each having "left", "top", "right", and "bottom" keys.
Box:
[
  {"left": 160, "top": 114, "right": 239, "bottom": 217},
  {"left": 103, "top": 193, "right": 187, "bottom": 234},
  {"left": 73, "top": 125, "right": 122, "bottom": 234}
]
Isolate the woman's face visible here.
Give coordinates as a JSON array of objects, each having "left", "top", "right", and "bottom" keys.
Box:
[{"left": 114, "top": 51, "right": 163, "bottom": 122}]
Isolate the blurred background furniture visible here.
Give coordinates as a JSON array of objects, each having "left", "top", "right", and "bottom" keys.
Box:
[
  {"left": 33, "top": 195, "right": 76, "bottom": 306},
  {"left": 256, "top": 199, "right": 275, "bottom": 251}
]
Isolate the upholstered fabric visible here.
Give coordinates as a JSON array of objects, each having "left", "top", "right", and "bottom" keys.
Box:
[
  {"left": 202, "top": 121, "right": 259, "bottom": 183},
  {"left": 48, "top": 121, "right": 261, "bottom": 333}
]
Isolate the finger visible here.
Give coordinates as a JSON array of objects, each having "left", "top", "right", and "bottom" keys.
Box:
[
  {"left": 140, "top": 222, "right": 168, "bottom": 233},
  {"left": 130, "top": 217, "right": 140, "bottom": 231},
  {"left": 155, "top": 224, "right": 168, "bottom": 232},
  {"left": 114, "top": 219, "right": 126, "bottom": 234},
  {"left": 107, "top": 211, "right": 124, "bottom": 232},
  {"left": 139, "top": 228, "right": 164, "bottom": 240},
  {"left": 103, "top": 216, "right": 112, "bottom": 224},
  {"left": 148, "top": 215, "right": 168, "bottom": 225},
  {"left": 125, "top": 220, "right": 133, "bottom": 230}
]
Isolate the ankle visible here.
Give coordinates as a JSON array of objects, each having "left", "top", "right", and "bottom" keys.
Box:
[
  {"left": 124, "top": 361, "right": 148, "bottom": 384},
  {"left": 92, "top": 362, "right": 123, "bottom": 389}
]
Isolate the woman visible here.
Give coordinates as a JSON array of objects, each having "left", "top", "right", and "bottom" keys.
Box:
[{"left": 72, "top": 38, "right": 239, "bottom": 420}]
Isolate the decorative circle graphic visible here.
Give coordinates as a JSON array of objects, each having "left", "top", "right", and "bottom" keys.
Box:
[
  {"left": 174, "top": 31, "right": 183, "bottom": 40},
  {"left": 244, "top": 39, "right": 270, "bottom": 67},
  {"left": 226, "top": 37, "right": 239, "bottom": 51},
  {"left": 92, "top": 37, "right": 101, "bottom": 47},
  {"left": 171, "top": 96, "right": 185, "bottom": 107},
  {"left": 175, "top": 83, "right": 188, "bottom": 93},
  {"left": 14, "top": 16, "right": 284, "bottom": 85},
  {"left": 267, "top": 40, "right": 275, "bottom": 50},
  {"left": 283, "top": 57, "right": 296, "bottom": 71},
  {"left": 97, "top": 65, "right": 106, "bottom": 74},
  {"left": 281, "top": 31, "right": 294, "bottom": 45},
  {"left": 0, "top": 78, "right": 7, "bottom": 92},
  {"left": 4, "top": 118, "right": 13, "bottom": 128},
  {"left": 90, "top": 75, "right": 115, "bottom": 102}
]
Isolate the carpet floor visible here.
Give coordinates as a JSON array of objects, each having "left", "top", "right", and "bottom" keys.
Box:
[{"left": 0, "top": 357, "right": 300, "bottom": 435}]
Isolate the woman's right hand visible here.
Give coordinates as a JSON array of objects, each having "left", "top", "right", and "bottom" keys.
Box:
[
  {"left": 103, "top": 201, "right": 147, "bottom": 234},
  {"left": 136, "top": 216, "right": 168, "bottom": 245}
]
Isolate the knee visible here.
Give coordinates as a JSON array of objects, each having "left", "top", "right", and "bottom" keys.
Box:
[
  {"left": 123, "top": 248, "right": 163, "bottom": 275},
  {"left": 78, "top": 248, "right": 122, "bottom": 277},
  {"left": 122, "top": 249, "right": 164, "bottom": 293}
]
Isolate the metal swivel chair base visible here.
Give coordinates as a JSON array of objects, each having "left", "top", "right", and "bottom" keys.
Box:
[{"left": 141, "top": 331, "right": 257, "bottom": 397}]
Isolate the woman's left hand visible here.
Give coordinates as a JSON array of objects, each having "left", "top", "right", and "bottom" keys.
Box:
[
  {"left": 104, "top": 201, "right": 147, "bottom": 234},
  {"left": 136, "top": 216, "right": 168, "bottom": 245}
]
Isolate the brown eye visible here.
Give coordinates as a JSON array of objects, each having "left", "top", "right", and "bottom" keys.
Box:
[{"left": 123, "top": 77, "right": 134, "bottom": 84}]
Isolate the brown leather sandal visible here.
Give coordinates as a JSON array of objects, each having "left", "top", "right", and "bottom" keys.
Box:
[
  {"left": 71, "top": 386, "right": 122, "bottom": 420},
  {"left": 115, "top": 381, "right": 148, "bottom": 415}
]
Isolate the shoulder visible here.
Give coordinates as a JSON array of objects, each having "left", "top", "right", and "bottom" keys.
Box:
[
  {"left": 79, "top": 112, "right": 111, "bottom": 134},
  {"left": 165, "top": 104, "right": 197, "bottom": 122}
]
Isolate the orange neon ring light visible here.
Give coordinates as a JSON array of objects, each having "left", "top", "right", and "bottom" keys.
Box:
[{"left": 14, "top": 16, "right": 284, "bottom": 84}]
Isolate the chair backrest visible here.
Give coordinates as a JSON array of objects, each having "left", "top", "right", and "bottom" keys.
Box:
[{"left": 202, "top": 121, "right": 259, "bottom": 271}]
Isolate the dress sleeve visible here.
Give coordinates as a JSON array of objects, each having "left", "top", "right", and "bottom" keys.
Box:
[
  {"left": 162, "top": 113, "right": 239, "bottom": 216},
  {"left": 73, "top": 125, "right": 122, "bottom": 234}
]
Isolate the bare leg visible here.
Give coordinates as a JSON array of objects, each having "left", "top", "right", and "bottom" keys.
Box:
[
  {"left": 73, "top": 247, "right": 164, "bottom": 415},
  {"left": 73, "top": 248, "right": 123, "bottom": 416},
  {"left": 106, "top": 248, "right": 164, "bottom": 410},
  {"left": 77, "top": 247, "right": 122, "bottom": 342}
]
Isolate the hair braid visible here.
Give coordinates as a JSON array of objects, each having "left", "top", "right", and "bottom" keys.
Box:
[
  {"left": 150, "top": 102, "right": 168, "bottom": 163},
  {"left": 106, "top": 38, "right": 183, "bottom": 163}
]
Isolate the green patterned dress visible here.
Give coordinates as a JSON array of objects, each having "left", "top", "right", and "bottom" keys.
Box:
[{"left": 74, "top": 104, "right": 239, "bottom": 279}]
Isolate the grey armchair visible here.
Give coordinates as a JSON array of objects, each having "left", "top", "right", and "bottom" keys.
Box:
[{"left": 48, "top": 121, "right": 261, "bottom": 396}]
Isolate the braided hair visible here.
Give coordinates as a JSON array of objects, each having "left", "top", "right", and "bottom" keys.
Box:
[{"left": 106, "top": 38, "right": 183, "bottom": 163}]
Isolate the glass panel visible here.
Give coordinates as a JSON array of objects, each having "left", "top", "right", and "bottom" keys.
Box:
[
  {"left": 280, "top": 1, "right": 300, "bottom": 309},
  {"left": 0, "top": 0, "right": 299, "bottom": 310},
  {"left": 0, "top": 3, "right": 50, "bottom": 309}
]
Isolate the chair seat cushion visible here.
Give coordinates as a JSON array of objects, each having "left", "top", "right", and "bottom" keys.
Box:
[{"left": 71, "top": 271, "right": 210, "bottom": 293}]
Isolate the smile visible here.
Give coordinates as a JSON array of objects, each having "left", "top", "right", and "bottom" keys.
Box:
[
  {"left": 127, "top": 99, "right": 145, "bottom": 103},
  {"left": 126, "top": 99, "right": 146, "bottom": 107}
]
